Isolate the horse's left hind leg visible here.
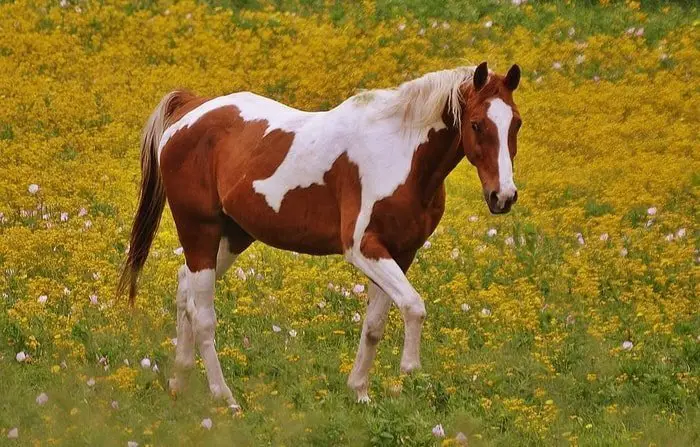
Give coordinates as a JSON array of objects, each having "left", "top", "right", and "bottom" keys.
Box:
[
  {"left": 169, "top": 236, "right": 245, "bottom": 396},
  {"left": 168, "top": 218, "right": 252, "bottom": 411}
]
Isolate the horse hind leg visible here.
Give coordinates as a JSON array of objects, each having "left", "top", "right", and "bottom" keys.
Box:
[
  {"left": 167, "top": 219, "right": 247, "bottom": 411},
  {"left": 168, "top": 265, "right": 196, "bottom": 395}
]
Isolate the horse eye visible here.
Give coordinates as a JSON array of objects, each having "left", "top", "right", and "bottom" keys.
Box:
[{"left": 471, "top": 121, "right": 480, "bottom": 132}]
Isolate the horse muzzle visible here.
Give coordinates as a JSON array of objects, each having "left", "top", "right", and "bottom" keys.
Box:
[{"left": 485, "top": 189, "right": 518, "bottom": 215}]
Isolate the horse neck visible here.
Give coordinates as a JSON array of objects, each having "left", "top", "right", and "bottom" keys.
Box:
[{"left": 413, "top": 110, "right": 463, "bottom": 206}]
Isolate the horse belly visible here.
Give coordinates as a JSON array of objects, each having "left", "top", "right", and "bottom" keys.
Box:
[{"left": 222, "top": 181, "right": 344, "bottom": 256}]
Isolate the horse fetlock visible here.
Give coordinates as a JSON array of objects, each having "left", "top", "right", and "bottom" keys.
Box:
[
  {"left": 347, "top": 370, "right": 368, "bottom": 392},
  {"left": 400, "top": 357, "right": 422, "bottom": 374}
]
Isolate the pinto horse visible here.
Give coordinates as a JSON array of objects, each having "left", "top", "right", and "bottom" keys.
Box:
[{"left": 118, "top": 61, "right": 521, "bottom": 409}]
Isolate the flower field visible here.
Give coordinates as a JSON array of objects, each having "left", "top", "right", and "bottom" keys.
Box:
[{"left": 1, "top": 0, "right": 698, "bottom": 445}]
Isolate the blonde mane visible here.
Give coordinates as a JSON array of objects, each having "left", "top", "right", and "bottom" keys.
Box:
[{"left": 363, "top": 66, "right": 475, "bottom": 129}]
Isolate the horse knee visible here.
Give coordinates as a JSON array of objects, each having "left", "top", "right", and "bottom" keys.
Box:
[
  {"left": 401, "top": 298, "right": 426, "bottom": 323},
  {"left": 364, "top": 318, "right": 387, "bottom": 346}
]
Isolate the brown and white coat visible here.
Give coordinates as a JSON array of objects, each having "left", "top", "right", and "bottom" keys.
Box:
[{"left": 119, "top": 62, "right": 521, "bottom": 407}]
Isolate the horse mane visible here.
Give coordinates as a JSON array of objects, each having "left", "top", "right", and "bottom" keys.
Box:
[{"left": 364, "top": 66, "right": 476, "bottom": 129}]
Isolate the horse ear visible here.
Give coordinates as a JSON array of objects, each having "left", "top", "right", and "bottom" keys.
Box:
[
  {"left": 473, "top": 61, "right": 488, "bottom": 92},
  {"left": 505, "top": 64, "right": 521, "bottom": 91}
]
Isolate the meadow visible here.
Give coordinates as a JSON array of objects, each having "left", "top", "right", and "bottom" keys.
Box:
[{"left": 0, "top": 0, "right": 698, "bottom": 445}]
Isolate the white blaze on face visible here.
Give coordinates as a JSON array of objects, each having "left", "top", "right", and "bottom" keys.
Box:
[{"left": 486, "top": 98, "right": 516, "bottom": 200}]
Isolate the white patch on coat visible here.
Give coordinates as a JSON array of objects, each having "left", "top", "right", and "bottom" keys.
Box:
[
  {"left": 215, "top": 237, "right": 238, "bottom": 279},
  {"left": 486, "top": 98, "right": 516, "bottom": 199}
]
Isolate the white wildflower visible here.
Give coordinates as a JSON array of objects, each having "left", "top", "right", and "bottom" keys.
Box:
[
  {"left": 89, "top": 294, "right": 98, "bottom": 305},
  {"left": 620, "top": 247, "right": 628, "bottom": 257},
  {"left": 317, "top": 301, "right": 326, "bottom": 309},
  {"left": 38, "top": 294, "right": 48, "bottom": 304},
  {"left": 352, "top": 312, "right": 361, "bottom": 323},
  {"left": 28, "top": 184, "right": 39, "bottom": 194},
  {"left": 505, "top": 236, "right": 515, "bottom": 246},
  {"left": 352, "top": 284, "right": 365, "bottom": 294},
  {"left": 173, "top": 247, "right": 183, "bottom": 255},
  {"left": 8, "top": 428, "right": 18, "bottom": 439},
  {"left": 622, "top": 341, "right": 633, "bottom": 351},
  {"left": 487, "top": 228, "right": 497, "bottom": 237},
  {"left": 78, "top": 207, "right": 88, "bottom": 217},
  {"left": 423, "top": 240, "right": 432, "bottom": 249},
  {"left": 272, "top": 325, "right": 282, "bottom": 333},
  {"left": 484, "top": 20, "right": 493, "bottom": 28},
  {"left": 552, "top": 61, "right": 562, "bottom": 70},
  {"left": 201, "top": 418, "right": 213, "bottom": 430},
  {"left": 450, "top": 248, "right": 460, "bottom": 259},
  {"left": 599, "top": 233, "right": 609, "bottom": 242},
  {"left": 468, "top": 215, "right": 478, "bottom": 222},
  {"left": 36, "top": 393, "right": 49, "bottom": 405},
  {"left": 647, "top": 207, "right": 657, "bottom": 216},
  {"left": 675, "top": 228, "right": 686, "bottom": 238},
  {"left": 87, "top": 377, "right": 96, "bottom": 387},
  {"left": 481, "top": 308, "right": 492, "bottom": 317},
  {"left": 432, "top": 424, "right": 445, "bottom": 438},
  {"left": 16, "top": 351, "right": 27, "bottom": 363},
  {"left": 288, "top": 329, "right": 297, "bottom": 337},
  {"left": 140, "top": 358, "right": 151, "bottom": 369},
  {"left": 461, "top": 303, "right": 471, "bottom": 313},
  {"left": 235, "top": 267, "right": 247, "bottom": 281}
]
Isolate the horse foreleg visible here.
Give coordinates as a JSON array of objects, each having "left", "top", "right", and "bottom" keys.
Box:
[
  {"left": 347, "top": 246, "right": 425, "bottom": 379},
  {"left": 347, "top": 282, "right": 392, "bottom": 403}
]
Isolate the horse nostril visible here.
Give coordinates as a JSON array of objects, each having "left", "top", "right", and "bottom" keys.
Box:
[
  {"left": 512, "top": 190, "right": 518, "bottom": 204},
  {"left": 489, "top": 191, "right": 499, "bottom": 207}
]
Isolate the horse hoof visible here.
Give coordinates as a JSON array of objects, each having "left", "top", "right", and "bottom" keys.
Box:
[{"left": 356, "top": 393, "right": 371, "bottom": 404}]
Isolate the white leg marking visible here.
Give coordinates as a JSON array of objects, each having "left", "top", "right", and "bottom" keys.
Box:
[
  {"left": 346, "top": 251, "right": 426, "bottom": 373},
  {"left": 215, "top": 237, "right": 238, "bottom": 280},
  {"left": 185, "top": 267, "right": 239, "bottom": 409},
  {"left": 487, "top": 98, "right": 517, "bottom": 201},
  {"left": 348, "top": 282, "right": 392, "bottom": 402},
  {"left": 169, "top": 265, "right": 195, "bottom": 394}
]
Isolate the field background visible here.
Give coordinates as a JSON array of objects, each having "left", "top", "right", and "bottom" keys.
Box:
[{"left": 0, "top": 0, "right": 698, "bottom": 445}]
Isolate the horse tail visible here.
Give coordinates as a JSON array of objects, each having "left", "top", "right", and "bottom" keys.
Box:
[{"left": 118, "top": 91, "right": 189, "bottom": 305}]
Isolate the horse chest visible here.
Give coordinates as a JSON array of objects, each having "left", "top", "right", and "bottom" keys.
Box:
[{"left": 366, "top": 183, "right": 446, "bottom": 256}]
